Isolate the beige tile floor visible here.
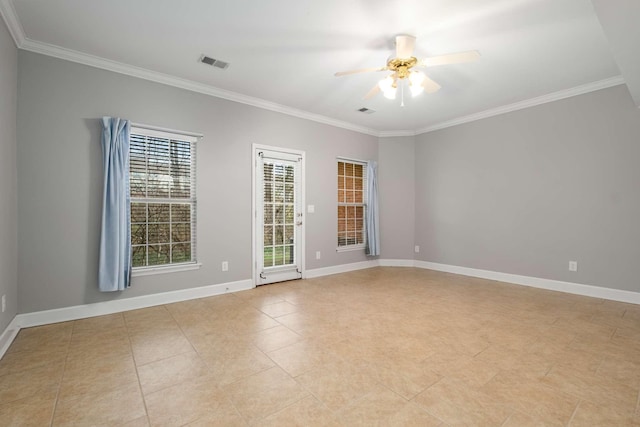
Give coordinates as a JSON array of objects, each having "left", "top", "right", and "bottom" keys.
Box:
[{"left": 1, "top": 267, "right": 640, "bottom": 426}]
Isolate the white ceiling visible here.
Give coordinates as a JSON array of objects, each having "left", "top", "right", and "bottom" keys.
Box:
[{"left": 0, "top": 0, "right": 629, "bottom": 135}]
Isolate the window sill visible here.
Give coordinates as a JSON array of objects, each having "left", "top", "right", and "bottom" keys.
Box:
[
  {"left": 132, "top": 262, "right": 202, "bottom": 277},
  {"left": 336, "top": 245, "right": 366, "bottom": 253}
]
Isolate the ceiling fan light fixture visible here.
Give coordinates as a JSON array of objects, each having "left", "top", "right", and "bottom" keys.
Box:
[
  {"left": 410, "top": 84, "right": 424, "bottom": 97},
  {"left": 382, "top": 88, "right": 397, "bottom": 100},
  {"left": 334, "top": 35, "right": 479, "bottom": 102},
  {"left": 409, "top": 71, "right": 426, "bottom": 97},
  {"left": 378, "top": 75, "right": 397, "bottom": 99},
  {"left": 378, "top": 75, "right": 394, "bottom": 91},
  {"left": 410, "top": 85, "right": 424, "bottom": 97}
]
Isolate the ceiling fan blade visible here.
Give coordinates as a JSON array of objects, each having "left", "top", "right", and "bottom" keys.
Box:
[
  {"left": 395, "top": 35, "right": 416, "bottom": 59},
  {"left": 422, "top": 75, "right": 441, "bottom": 94},
  {"left": 334, "top": 66, "right": 387, "bottom": 77},
  {"left": 363, "top": 84, "right": 380, "bottom": 100},
  {"left": 419, "top": 50, "right": 480, "bottom": 67}
]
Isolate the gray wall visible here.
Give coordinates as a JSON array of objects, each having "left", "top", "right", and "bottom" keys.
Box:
[
  {"left": 0, "top": 19, "right": 18, "bottom": 331},
  {"left": 415, "top": 85, "right": 640, "bottom": 292},
  {"left": 378, "top": 136, "right": 416, "bottom": 260},
  {"left": 17, "top": 51, "right": 378, "bottom": 313},
  {"left": 15, "top": 49, "right": 640, "bottom": 315}
]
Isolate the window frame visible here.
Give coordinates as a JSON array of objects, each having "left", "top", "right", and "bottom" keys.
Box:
[
  {"left": 336, "top": 157, "right": 367, "bottom": 252},
  {"left": 129, "top": 124, "right": 201, "bottom": 276}
]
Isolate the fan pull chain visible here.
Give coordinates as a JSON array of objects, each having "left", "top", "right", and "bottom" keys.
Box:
[{"left": 401, "top": 81, "right": 405, "bottom": 107}]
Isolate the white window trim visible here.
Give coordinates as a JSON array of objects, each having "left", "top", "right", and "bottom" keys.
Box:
[
  {"left": 336, "top": 244, "right": 366, "bottom": 253},
  {"left": 336, "top": 157, "right": 368, "bottom": 252},
  {"left": 132, "top": 262, "right": 202, "bottom": 277},
  {"left": 129, "top": 123, "right": 201, "bottom": 275}
]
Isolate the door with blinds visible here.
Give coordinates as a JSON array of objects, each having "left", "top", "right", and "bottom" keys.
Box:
[{"left": 254, "top": 146, "right": 305, "bottom": 285}]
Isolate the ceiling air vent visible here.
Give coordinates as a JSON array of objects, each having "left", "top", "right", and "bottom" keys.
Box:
[
  {"left": 358, "top": 107, "right": 375, "bottom": 114},
  {"left": 199, "top": 55, "right": 230, "bottom": 70}
]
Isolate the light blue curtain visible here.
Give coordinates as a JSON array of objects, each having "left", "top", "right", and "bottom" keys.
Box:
[
  {"left": 98, "top": 117, "right": 132, "bottom": 291},
  {"left": 366, "top": 161, "right": 380, "bottom": 256}
]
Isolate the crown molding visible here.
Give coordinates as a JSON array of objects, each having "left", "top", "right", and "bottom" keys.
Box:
[
  {"left": 414, "top": 75, "right": 626, "bottom": 135},
  {"left": 3, "top": 0, "right": 626, "bottom": 139},
  {"left": 14, "top": 36, "right": 628, "bottom": 140},
  {"left": 19, "top": 37, "right": 380, "bottom": 137},
  {"left": 377, "top": 130, "right": 416, "bottom": 138},
  {"left": 0, "top": 0, "right": 25, "bottom": 47},
  {"left": 0, "top": 0, "right": 378, "bottom": 137}
]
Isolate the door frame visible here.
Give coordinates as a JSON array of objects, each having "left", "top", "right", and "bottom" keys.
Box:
[{"left": 252, "top": 143, "right": 306, "bottom": 287}]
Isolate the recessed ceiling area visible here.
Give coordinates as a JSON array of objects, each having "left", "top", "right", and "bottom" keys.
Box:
[{"left": 0, "top": 0, "right": 632, "bottom": 135}]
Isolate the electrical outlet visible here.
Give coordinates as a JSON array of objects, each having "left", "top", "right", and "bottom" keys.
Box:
[
  {"left": 414, "top": 245, "right": 420, "bottom": 253},
  {"left": 1, "top": 294, "right": 5, "bottom": 313},
  {"left": 222, "top": 261, "right": 229, "bottom": 272},
  {"left": 569, "top": 261, "right": 578, "bottom": 272},
  {"left": 316, "top": 251, "right": 321, "bottom": 260}
]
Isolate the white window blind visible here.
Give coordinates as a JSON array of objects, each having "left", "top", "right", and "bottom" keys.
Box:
[
  {"left": 337, "top": 158, "right": 367, "bottom": 250},
  {"left": 129, "top": 126, "right": 198, "bottom": 269}
]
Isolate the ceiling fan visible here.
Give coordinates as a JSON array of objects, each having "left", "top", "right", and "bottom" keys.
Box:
[{"left": 335, "top": 35, "right": 480, "bottom": 101}]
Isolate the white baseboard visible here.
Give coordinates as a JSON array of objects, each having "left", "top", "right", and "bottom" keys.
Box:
[
  {"left": 379, "top": 259, "right": 415, "bottom": 267},
  {"left": 3, "top": 258, "right": 639, "bottom": 360},
  {"left": 0, "top": 278, "right": 253, "bottom": 359},
  {"left": 305, "top": 260, "right": 379, "bottom": 279},
  {"left": 0, "top": 317, "right": 20, "bottom": 359},
  {"left": 414, "top": 260, "right": 640, "bottom": 305},
  {"left": 2, "top": 259, "right": 380, "bottom": 357},
  {"left": 3, "top": 259, "right": 380, "bottom": 352},
  {"left": 12, "top": 279, "right": 254, "bottom": 330}
]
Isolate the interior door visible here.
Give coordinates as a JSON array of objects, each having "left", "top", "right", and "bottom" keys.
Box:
[{"left": 254, "top": 147, "right": 304, "bottom": 285}]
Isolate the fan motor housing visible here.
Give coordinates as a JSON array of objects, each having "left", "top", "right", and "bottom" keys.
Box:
[{"left": 387, "top": 57, "right": 418, "bottom": 79}]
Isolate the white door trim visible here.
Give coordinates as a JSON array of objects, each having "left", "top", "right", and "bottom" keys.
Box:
[{"left": 252, "top": 144, "right": 306, "bottom": 286}]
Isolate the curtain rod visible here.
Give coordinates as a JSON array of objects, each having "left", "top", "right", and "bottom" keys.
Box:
[{"left": 130, "top": 122, "right": 204, "bottom": 139}]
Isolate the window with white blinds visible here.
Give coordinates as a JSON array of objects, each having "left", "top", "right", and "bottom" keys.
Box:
[
  {"left": 129, "top": 127, "right": 198, "bottom": 269},
  {"left": 337, "top": 159, "right": 367, "bottom": 250}
]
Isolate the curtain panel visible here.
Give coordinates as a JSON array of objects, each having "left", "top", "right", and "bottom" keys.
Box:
[
  {"left": 98, "top": 117, "right": 132, "bottom": 291},
  {"left": 366, "top": 160, "right": 380, "bottom": 256}
]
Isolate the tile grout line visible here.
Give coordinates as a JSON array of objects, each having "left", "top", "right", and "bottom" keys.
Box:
[
  {"left": 4, "top": 268, "right": 640, "bottom": 425},
  {"left": 500, "top": 412, "right": 515, "bottom": 427},
  {"left": 252, "top": 390, "right": 310, "bottom": 423},
  {"left": 410, "top": 375, "right": 486, "bottom": 426},
  {"left": 48, "top": 322, "right": 75, "bottom": 427},
  {"left": 259, "top": 392, "right": 315, "bottom": 422},
  {"left": 178, "top": 298, "right": 278, "bottom": 425},
  {"left": 609, "top": 325, "right": 617, "bottom": 340},
  {"left": 269, "top": 337, "right": 366, "bottom": 423},
  {"left": 566, "top": 399, "right": 582, "bottom": 426},
  {"left": 593, "top": 357, "right": 605, "bottom": 376},
  {"left": 123, "top": 311, "right": 151, "bottom": 424},
  {"left": 230, "top": 357, "right": 309, "bottom": 424}
]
